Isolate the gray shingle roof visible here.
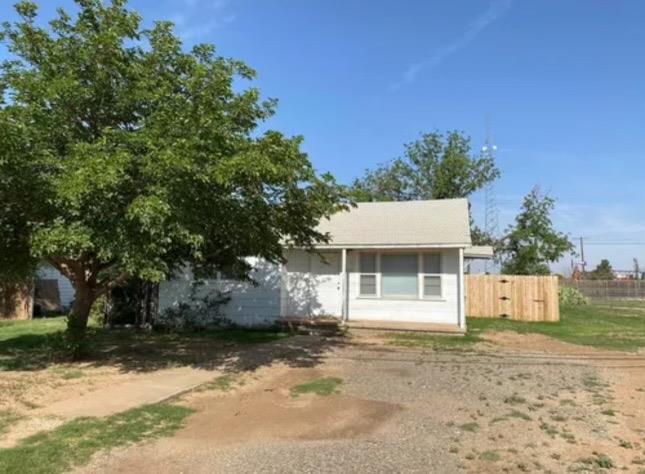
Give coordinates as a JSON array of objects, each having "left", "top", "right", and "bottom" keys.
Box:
[{"left": 316, "top": 198, "right": 472, "bottom": 248}]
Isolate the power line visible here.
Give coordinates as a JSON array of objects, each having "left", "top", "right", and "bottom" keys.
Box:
[
  {"left": 582, "top": 242, "right": 645, "bottom": 246},
  {"left": 572, "top": 236, "right": 645, "bottom": 245}
]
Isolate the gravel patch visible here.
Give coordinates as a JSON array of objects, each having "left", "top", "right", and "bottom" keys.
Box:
[{"left": 77, "top": 336, "right": 645, "bottom": 473}]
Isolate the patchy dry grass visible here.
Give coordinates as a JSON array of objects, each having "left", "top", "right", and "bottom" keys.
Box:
[
  {"left": 0, "top": 411, "right": 22, "bottom": 436},
  {"left": 49, "top": 366, "right": 85, "bottom": 380},
  {"left": 0, "top": 403, "right": 193, "bottom": 474},
  {"left": 480, "top": 450, "right": 501, "bottom": 462},
  {"left": 290, "top": 377, "right": 343, "bottom": 397},
  {"left": 574, "top": 453, "right": 615, "bottom": 470},
  {"left": 384, "top": 331, "right": 481, "bottom": 351},
  {"left": 508, "top": 409, "right": 531, "bottom": 421},
  {"left": 503, "top": 393, "right": 527, "bottom": 405},
  {"left": 469, "top": 302, "right": 645, "bottom": 352},
  {"left": 458, "top": 422, "right": 480, "bottom": 433},
  {"left": 198, "top": 375, "right": 237, "bottom": 392}
]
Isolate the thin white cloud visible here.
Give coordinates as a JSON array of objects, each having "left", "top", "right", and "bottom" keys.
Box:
[
  {"left": 182, "top": 0, "right": 230, "bottom": 8},
  {"left": 169, "top": 0, "right": 235, "bottom": 42},
  {"left": 390, "top": 0, "right": 512, "bottom": 90}
]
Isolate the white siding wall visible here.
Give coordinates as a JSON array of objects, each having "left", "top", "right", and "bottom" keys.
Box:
[
  {"left": 158, "top": 248, "right": 461, "bottom": 327},
  {"left": 283, "top": 249, "right": 341, "bottom": 317},
  {"left": 347, "top": 249, "right": 460, "bottom": 325},
  {"left": 37, "top": 265, "right": 75, "bottom": 309},
  {"left": 158, "top": 258, "right": 282, "bottom": 327}
]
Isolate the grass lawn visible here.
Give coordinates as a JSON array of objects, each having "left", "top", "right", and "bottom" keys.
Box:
[
  {"left": 0, "top": 317, "right": 67, "bottom": 345},
  {"left": 0, "top": 410, "right": 22, "bottom": 436},
  {"left": 470, "top": 302, "right": 645, "bottom": 351},
  {"left": 0, "top": 316, "right": 291, "bottom": 371},
  {"left": 387, "top": 301, "right": 645, "bottom": 352},
  {"left": 0, "top": 403, "right": 193, "bottom": 474}
]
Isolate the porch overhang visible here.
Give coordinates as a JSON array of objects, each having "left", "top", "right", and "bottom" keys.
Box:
[
  {"left": 310, "top": 243, "right": 471, "bottom": 250},
  {"left": 464, "top": 245, "right": 494, "bottom": 259}
]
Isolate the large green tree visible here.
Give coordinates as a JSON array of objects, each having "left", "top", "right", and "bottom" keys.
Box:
[
  {"left": 350, "top": 131, "right": 500, "bottom": 244},
  {"left": 350, "top": 131, "right": 499, "bottom": 201},
  {"left": 498, "top": 187, "right": 574, "bottom": 275},
  {"left": 0, "top": 0, "right": 347, "bottom": 336}
]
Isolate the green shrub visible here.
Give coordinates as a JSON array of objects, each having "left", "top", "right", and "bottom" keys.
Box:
[
  {"left": 559, "top": 287, "right": 589, "bottom": 306},
  {"left": 88, "top": 295, "right": 108, "bottom": 327}
]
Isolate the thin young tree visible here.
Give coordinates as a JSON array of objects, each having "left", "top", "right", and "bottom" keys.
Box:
[{"left": 498, "top": 187, "right": 574, "bottom": 275}]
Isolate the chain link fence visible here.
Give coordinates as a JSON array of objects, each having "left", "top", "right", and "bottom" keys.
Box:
[{"left": 561, "top": 279, "right": 645, "bottom": 300}]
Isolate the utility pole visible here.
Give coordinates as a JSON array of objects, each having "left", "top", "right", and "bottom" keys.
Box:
[
  {"left": 634, "top": 258, "right": 640, "bottom": 280},
  {"left": 579, "top": 237, "right": 586, "bottom": 276}
]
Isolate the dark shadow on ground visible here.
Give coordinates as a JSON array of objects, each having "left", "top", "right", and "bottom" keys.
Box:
[{"left": 0, "top": 327, "right": 345, "bottom": 373}]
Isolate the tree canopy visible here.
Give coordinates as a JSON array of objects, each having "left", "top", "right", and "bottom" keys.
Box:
[
  {"left": 498, "top": 187, "right": 574, "bottom": 275},
  {"left": 349, "top": 131, "right": 499, "bottom": 245},
  {"left": 0, "top": 0, "right": 347, "bottom": 334},
  {"left": 350, "top": 131, "right": 499, "bottom": 202},
  {"left": 589, "top": 259, "right": 615, "bottom": 280}
]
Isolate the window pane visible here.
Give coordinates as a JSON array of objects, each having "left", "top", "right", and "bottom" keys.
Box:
[
  {"left": 360, "top": 274, "right": 376, "bottom": 296},
  {"left": 381, "top": 254, "right": 418, "bottom": 297},
  {"left": 360, "top": 253, "right": 376, "bottom": 273},
  {"left": 424, "top": 275, "right": 441, "bottom": 297},
  {"left": 423, "top": 254, "right": 441, "bottom": 274}
]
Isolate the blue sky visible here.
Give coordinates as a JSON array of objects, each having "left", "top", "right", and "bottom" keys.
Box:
[{"left": 3, "top": 0, "right": 645, "bottom": 272}]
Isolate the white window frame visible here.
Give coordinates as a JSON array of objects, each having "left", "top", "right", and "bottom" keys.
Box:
[
  {"left": 420, "top": 252, "right": 443, "bottom": 300},
  {"left": 357, "top": 251, "right": 444, "bottom": 300},
  {"left": 358, "top": 252, "right": 379, "bottom": 298}
]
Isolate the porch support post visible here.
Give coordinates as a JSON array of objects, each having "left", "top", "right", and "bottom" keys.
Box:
[
  {"left": 341, "top": 248, "right": 349, "bottom": 321},
  {"left": 458, "top": 247, "right": 466, "bottom": 331},
  {"left": 279, "top": 261, "right": 288, "bottom": 318}
]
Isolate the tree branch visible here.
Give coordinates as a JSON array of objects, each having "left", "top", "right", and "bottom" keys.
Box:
[{"left": 95, "top": 272, "right": 130, "bottom": 297}]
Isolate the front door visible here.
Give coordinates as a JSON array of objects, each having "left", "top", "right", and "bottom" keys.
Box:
[{"left": 285, "top": 251, "right": 341, "bottom": 317}]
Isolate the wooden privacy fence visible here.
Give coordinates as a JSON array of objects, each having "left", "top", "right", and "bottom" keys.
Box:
[{"left": 466, "top": 275, "right": 560, "bottom": 322}]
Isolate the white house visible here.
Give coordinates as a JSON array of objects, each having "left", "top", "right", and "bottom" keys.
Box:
[
  {"left": 37, "top": 264, "right": 75, "bottom": 311},
  {"left": 159, "top": 198, "right": 491, "bottom": 331}
]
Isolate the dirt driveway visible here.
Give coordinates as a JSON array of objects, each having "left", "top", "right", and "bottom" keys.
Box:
[{"left": 78, "top": 332, "right": 645, "bottom": 474}]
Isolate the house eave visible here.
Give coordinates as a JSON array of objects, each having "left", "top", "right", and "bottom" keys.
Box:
[
  {"left": 463, "top": 245, "right": 495, "bottom": 259},
  {"left": 307, "top": 242, "right": 472, "bottom": 250}
]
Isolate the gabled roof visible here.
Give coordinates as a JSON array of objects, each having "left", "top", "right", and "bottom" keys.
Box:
[{"left": 316, "top": 198, "right": 472, "bottom": 248}]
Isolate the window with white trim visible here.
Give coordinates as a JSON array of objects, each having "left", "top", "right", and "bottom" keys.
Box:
[
  {"left": 357, "top": 251, "right": 443, "bottom": 299},
  {"left": 359, "top": 253, "right": 377, "bottom": 296},
  {"left": 381, "top": 253, "right": 418, "bottom": 297},
  {"left": 421, "top": 253, "right": 442, "bottom": 298}
]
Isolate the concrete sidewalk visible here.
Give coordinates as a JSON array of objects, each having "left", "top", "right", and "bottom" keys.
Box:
[{"left": 37, "top": 367, "right": 217, "bottom": 419}]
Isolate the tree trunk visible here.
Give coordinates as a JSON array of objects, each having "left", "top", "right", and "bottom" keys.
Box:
[{"left": 67, "top": 283, "right": 96, "bottom": 341}]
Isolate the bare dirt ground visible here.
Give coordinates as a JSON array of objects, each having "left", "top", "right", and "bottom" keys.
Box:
[
  {"left": 75, "top": 330, "right": 645, "bottom": 474},
  {"left": 0, "top": 364, "right": 130, "bottom": 446},
  {"left": 0, "top": 334, "right": 337, "bottom": 448}
]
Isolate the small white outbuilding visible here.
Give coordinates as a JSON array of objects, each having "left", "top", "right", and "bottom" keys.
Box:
[{"left": 159, "top": 198, "right": 487, "bottom": 331}]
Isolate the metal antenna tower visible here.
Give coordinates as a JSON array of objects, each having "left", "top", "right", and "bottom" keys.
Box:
[{"left": 481, "top": 121, "right": 499, "bottom": 273}]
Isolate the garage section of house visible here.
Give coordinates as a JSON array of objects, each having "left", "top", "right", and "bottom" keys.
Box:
[{"left": 159, "top": 198, "right": 480, "bottom": 331}]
